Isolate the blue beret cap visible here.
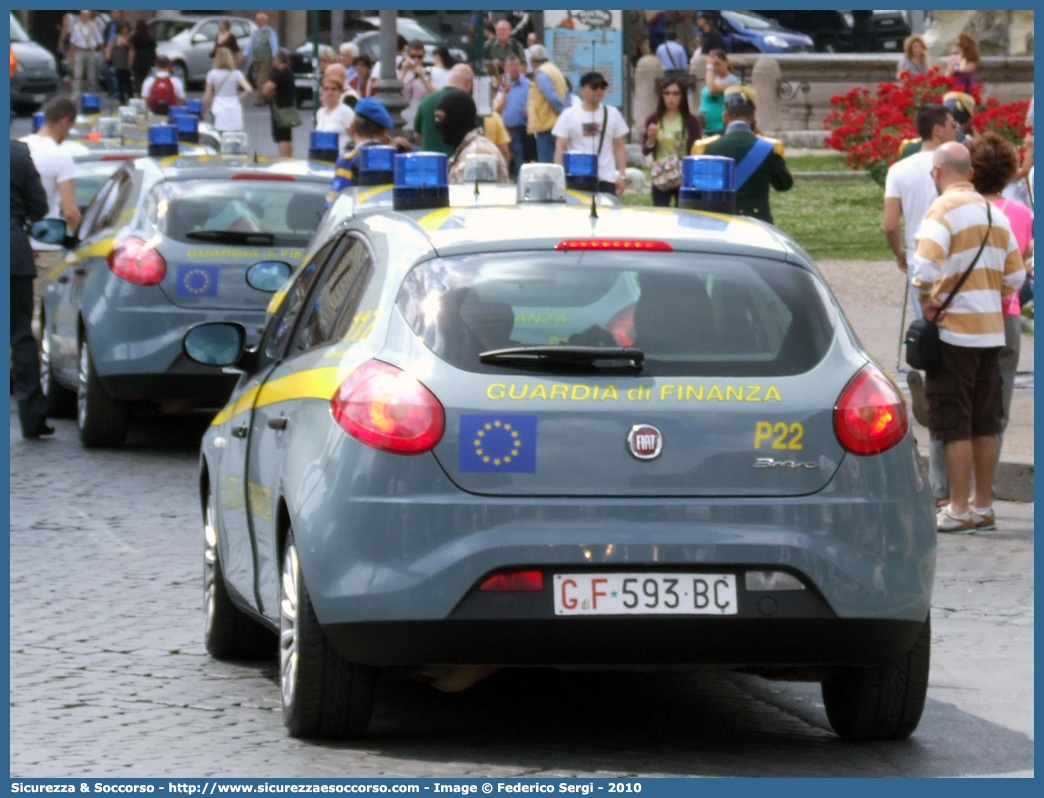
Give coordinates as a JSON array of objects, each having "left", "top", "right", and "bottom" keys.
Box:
[{"left": 354, "top": 98, "right": 393, "bottom": 129}]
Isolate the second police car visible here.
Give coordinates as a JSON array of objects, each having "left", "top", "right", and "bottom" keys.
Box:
[
  {"left": 36, "top": 124, "right": 332, "bottom": 447},
  {"left": 181, "top": 153, "right": 935, "bottom": 742}
]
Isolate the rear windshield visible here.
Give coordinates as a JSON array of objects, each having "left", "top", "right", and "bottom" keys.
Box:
[
  {"left": 397, "top": 252, "right": 836, "bottom": 377},
  {"left": 145, "top": 180, "right": 328, "bottom": 247}
]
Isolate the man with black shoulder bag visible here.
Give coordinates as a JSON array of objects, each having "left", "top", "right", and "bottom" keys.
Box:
[{"left": 908, "top": 143, "right": 1025, "bottom": 533}]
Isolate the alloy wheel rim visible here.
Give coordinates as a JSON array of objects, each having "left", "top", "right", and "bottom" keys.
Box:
[
  {"left": 279, "top": 543, "right": 300, "bottom": 709},
  {"left": 203, "top": 498, "right": 217, "bottom": 636},
  {"left": 77, "top": 344, "right": 89, "bottom": 429},
  {"left": 40, "top": 328, "right": 53, "bottom": 397}
]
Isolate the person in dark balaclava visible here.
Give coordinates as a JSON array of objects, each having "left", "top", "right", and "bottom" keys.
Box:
[
  {"left": 434, "top": 88, "right": 480, "bottom": 150},
  {"left": 434, "top": 88, "right": 509, "bottom": 183}
]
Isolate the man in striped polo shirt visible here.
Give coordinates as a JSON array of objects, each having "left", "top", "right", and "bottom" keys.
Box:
[{"left": 910, "top": 142, "right": 1026, "bottom": 533}]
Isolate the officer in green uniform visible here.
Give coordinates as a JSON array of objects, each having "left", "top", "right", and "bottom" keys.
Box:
[
  {"left": 899, "top": 92, "right": 973, "bottom": 160},
  {"left": 690, "top": 85, "right": 792, "bottom": 224}
]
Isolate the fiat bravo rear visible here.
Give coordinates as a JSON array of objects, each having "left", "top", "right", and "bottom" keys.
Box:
[{"left": 194, "top": 203, "right": 935, "bottom": 742}]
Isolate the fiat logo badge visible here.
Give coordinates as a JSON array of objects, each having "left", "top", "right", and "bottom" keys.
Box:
[{"left": 627, "top": 424, "right": 663, "bottom": 460}]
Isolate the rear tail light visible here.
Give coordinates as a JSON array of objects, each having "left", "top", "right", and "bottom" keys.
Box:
[
  {"left": 331, "top": 360, "right": 445, "bottom": 455},
  {"left": 100, "top": 154, "right": 136, "bottom": 161},
  {"left": 555, "top": 239, "right": 673, "bottom": 251},
  {"left": 231, "top": 173, "right": 295, "bottom": 181},
  {"left": 834, "top": 365, "right": 908, "bottom": 455},
  {"left": 479, "top": 570, "right": 544, "bottom": 592},
  {"left": 107, "top": 237, "right": 167, "bottom": 286}
]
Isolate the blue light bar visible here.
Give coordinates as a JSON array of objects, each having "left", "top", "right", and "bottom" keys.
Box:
[
  {"left": 175, "top": 114, "right": 199, "bottom": 143},
  {"left": 80, "top": 93, "right": 100, "bottom": 114},
  {"left": 678, "top": 156, "right": 737, "bottom": 214},
  {"left": 308, "top": 130, "right": 340, "bottom": 164},
  {"left": 185, "top": 98, "right": 203, "bottom": 116},
  {"left": 357, "top": 144, "right": 397, "bottom": 186},
  {"left": 147, "top": 124, "right": 180, "bottom": 157},
  {"left": 31, "top": 111, "right": 45, "bottom": 133},
  {"left": 393, "top": 152, "right": 449, "bottom": 211},
  {"left": 562, "top": 151, "right": 599, "bottom": 192}
]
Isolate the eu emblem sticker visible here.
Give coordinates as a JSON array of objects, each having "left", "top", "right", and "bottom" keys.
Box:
[
  {"left": 176, "top": 265, "right": 219, "bottom": 297},
  {"left": 458, "top": 414, "right": 537, "bottom": 473}
]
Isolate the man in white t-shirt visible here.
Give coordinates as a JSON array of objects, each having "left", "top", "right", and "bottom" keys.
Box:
[
  {"left": 22, "top": 97, "right": 82, "bottom": 275},
  {"left": 884, "top": 104, "right": 957, "bottom": 321},
  {"left": 552, "top": 71, "right": 629, "bottom": 195}
]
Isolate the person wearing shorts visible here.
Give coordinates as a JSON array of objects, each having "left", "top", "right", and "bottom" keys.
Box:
[{"left": 910, "top": 143, "right": 1025, "bottom": 533}]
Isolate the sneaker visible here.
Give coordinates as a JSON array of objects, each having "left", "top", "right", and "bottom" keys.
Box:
[
  {"left": 936, "top": 505, "right": 977, "bottom": 534},
  {"left": 970, "top": 506, "right": 997, "bottom": 531},
  {"left": 906, "top": 371, "right": 929, "bottom": 427}
]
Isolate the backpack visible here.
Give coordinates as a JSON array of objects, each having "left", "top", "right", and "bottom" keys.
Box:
[{"left": 148, "top": 76, "right": 176, "bottom": 114}]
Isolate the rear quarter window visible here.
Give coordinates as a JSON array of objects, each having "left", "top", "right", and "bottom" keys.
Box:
[{"left": 397, "top": 252, "right": 836, "bottom": 377}]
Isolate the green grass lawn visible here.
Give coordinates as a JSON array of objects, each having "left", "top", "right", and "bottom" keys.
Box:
[
  {"left": 787, "top": 153, "right": 850, "bottom": 172},
  {"left": 621, "top": 175, "right": 891, "bottom": 262}
]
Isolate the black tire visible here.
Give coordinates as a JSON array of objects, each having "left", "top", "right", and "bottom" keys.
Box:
[
  {"left": 204, "top": 491, "right": 277, "bottom": 660},
  {"left": 822, "top": 616, "right": 931, "bottom": 741},
  {"left": 40, "top": 320, "right": 76, "bottom": 418},
  {"left": 816, "top": 35, "right": 840, "bottom": 53},
  {"left": 77, "top": 339, "right": 129, "bottom": 448},
  {"left": 280, "top": 532, "right": 376, "bottom": 739}
]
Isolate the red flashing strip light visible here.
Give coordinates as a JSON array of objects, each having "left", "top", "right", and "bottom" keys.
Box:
[
  {"left": 100, "top": 155, "right": 136, "bottom": 161},
  {"left": 555, "top": 239, "right": 674, "bottom": 252},
  {"left": 231, "top": 173, "right": 295, "bottom": 181},
  {"left": 478, "top": 571, "right": 545, "bottom": 592}
]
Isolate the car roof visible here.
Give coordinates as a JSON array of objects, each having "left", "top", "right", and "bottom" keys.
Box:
[
  {"left": 354, "top": 204, "right": 795, "bottom": 260},
  {"left": 140, "top": 154, "right": 335, "bottom": 183}
]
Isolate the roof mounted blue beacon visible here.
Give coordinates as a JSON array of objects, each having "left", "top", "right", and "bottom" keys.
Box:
[
  {"left": 357, "top": 145, "right": 396, "bottom": 185},
  {"left": 393, "top": 152, "right": 449, "bottom": 211},
  {"left": 31, "top": 111, "right": 45, "bottom": 133},
  {"left": 185, "top": 98, "right": 203, "bottom": 117},
  {"left": 147, "top": 124, "right": 180, "bottom": 157},
  {"left": 80, "top": 93, "right": 100, "bottom": 115},
  {"left": 308, "top": 130, "right": 339, "bottom": 164},
  {"left": 562, "top": 151, "right": 598, "bottom": 192},
  {"left": 175, "top": 114, "right": 199, "bottom": 143},
  {"left": 167, "top": 105, "right": 189, "bottom": 123},
  {"left": 678, "top": 155, "right": 736, "bottom": 214}
]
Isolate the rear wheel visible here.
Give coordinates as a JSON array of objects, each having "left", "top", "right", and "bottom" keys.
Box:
[
  {"left": 77, "top": 339, "right": 129, "bottom": 448},
  {"left": 40, "top": 321, "right": 76, "bottom": 418},
  {"left": 280, "top": 531, "right": 376, "bottom": 739},
  {"left": 170, "top": 61, "right": 189, "bottom": 84},
  {"left": 821, "top": 616, "right": 930, "bottom": 741},
  {"left": 204, "top": 491, "right": 277, "bottom": 660}
]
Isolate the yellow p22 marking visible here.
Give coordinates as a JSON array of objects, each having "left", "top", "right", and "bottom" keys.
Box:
[{"left": 754, "top": 421, "right": 804, "bottom": 450}]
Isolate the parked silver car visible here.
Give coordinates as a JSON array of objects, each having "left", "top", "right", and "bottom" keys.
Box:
[
  {"left": 10, "top": 12, "right": 60, "bottom": 110},
  {"left": 153, "top": 15, "right": 256, "bottom": 85}
]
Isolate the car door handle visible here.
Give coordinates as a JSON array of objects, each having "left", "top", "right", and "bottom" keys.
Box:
[
  {"left": 74, "top": 267, "right": 86, "bottom": 276},
  {"left": 57, "top": 274, "right": 70, "bottom": 283},
  {"left": 231, "top": 424, "right": 248, "bottom": 438},
  {"left": 267, "top": 417, "right": 288, "bottom": 430}
]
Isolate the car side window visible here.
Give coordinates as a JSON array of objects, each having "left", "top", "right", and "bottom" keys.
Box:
[
  {"left": 287, "top": 235, "right": 375, "bottom": 356},
  {"left": 255, "top": 238, "right": 344, "bottom": 371},
  {"left": 231, "top": 20, "right": 250, "bottom": 38},
  {"left": 93, "top": 171, "right": 134, "bottom": 232},
  {"left": 77, "top": 178, "right": 117, "bottom": 241},
  {"left": 197, "top": 21, "right": 219, "bottom": 42}
]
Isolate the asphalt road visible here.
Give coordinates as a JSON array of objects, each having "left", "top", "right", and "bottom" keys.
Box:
[{"left": 9, "top": 403, "right": 1034, "bottom": 778}]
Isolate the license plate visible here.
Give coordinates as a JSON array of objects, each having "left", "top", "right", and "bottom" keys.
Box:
[
  {"left": 883, "top": 41, "right": 898, "bottom": 49},
  {"left": 553, "top": 573, "right": 737, "bottom": 616},
  {"left": 32, "top": 94, "right": 47, "bottom": 103}
]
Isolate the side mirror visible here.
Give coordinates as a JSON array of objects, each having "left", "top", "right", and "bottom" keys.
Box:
[
  {"left": 246, "top": 260, "right": 293, "bottom": 293},
  {"left": 183, "top": 322, "right": 246, "bottom": 367},
  {"left": 192, "top": 33, "right": 208, "bottom": 44},
  {"left": 30, "top": 218, "right": 68, "bottom": 245}
]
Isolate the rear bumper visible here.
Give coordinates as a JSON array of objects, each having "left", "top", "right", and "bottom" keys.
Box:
[{"left": 324, "top": 616, "right": 925, "bottom": 668}]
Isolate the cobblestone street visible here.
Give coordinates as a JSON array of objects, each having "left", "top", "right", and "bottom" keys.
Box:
[{"left": 9, "top": 405, "right": 1034, "bottom": 777}]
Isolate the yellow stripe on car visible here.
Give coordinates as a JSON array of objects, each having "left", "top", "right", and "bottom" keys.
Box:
[{"left": 211, "top": 366, "right": 355, "bottom": 426}]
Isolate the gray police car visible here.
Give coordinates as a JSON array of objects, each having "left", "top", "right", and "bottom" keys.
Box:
[
  {"left": 182, "top": 155, "right": 935, "bottom": 742},
  {"left": 37, "top": 138, "right": 331, "bottom": 448}
]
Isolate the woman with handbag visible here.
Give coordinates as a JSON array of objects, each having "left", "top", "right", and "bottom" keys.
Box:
[
  {"left": 642, "top": 78, "right": 701, "bottom": 207},
  {"left": 261, "top": 48, "right": 300, "bottom": 157},
  {"left": 203, "top": 47, "right": 252, "bottom": 133},
  {"left": 106, "top": 22, "right": 133, "bottom": 104}
]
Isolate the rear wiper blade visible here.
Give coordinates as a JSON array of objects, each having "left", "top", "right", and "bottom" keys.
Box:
[
  {"left": 479, "top": 346, "right": 644, "bottom": 370},
  {"left": 184, "top": 230, "right": 275, "bottom": 246}
]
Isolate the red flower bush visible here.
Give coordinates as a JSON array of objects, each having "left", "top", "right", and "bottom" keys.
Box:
[{"left": 823, "top": 69, "right": 1027, "bottom": 186}]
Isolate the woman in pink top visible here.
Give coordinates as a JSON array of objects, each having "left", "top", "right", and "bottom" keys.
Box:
[{"left": 969, "top": 132, "right": 1033, "bottom": 449}]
